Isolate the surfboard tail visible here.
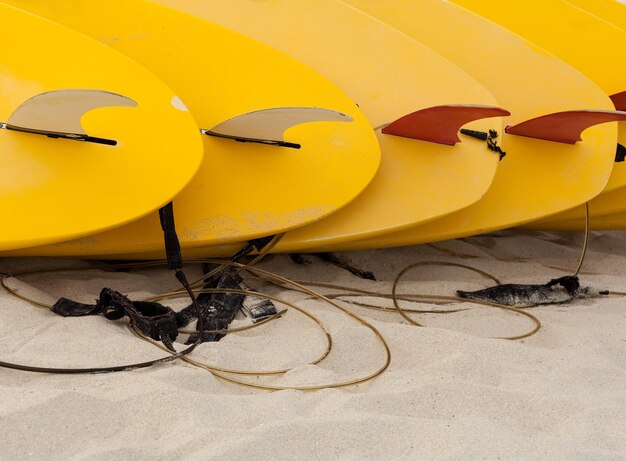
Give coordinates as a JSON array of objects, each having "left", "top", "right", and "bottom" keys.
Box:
[
  {"left": 381, "top": 104, "right": 510, "bottom": 145},
  {"left": 505, "top": 110, "right": 626, "bottom": 144}
]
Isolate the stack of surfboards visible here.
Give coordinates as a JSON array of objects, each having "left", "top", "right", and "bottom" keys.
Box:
[{"left": 2, "top": 0, "right": 626, "bottom": 259}]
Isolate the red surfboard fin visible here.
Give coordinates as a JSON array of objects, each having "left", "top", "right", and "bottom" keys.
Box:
[
  {"left": 505, "top": 110, "right": 626, "bottom": 144},
  {"left": 381, "top": 104, "right": 510, "bottom": 146},
  {"left": 610, "top": 91, "right": 626, "bottom": 110}
]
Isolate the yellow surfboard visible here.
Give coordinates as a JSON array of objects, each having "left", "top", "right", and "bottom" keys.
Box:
[
  {"left": 453, "top": 0, "right": 626, "bottom": 225},
  {"left": 530, "top": 209, "right": 626, "bottom": 230},
  {"left": 536, "top": 0, "right": 626, "bottom": 226},
  {"left": 1, "top": 0, "right": 380, "bottom": 258},
  {"left": 526, "top": 183, "right": 626, "bottom": 228},
  {"left": 528, "top": 0, "right": 626, "bottom": 225},
  {"left": 149, "top": 0, "right": 509, "bottom": 254},
  {"left": 311, "top": 0, "right": 617, "bottom": 252},
  {"left": 566, "top": 0, "right": 626, "bottom": 30},
  {"left": 0, "top": 3, "right": 203, "bottom": 251}
]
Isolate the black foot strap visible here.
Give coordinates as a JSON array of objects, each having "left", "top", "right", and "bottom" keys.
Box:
[
  {"left": 178, "top": 264, "right": 244, "bottom": 343},
  {"left": 52, "top": 288, "right": 179, "bottom": 351},
  {"left": 48, "top": 202, "right": 200, "bottom": 353}
]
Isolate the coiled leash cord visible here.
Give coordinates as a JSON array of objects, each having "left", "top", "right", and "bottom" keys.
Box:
[{"left": 0, "top": 202, "right": 201, "bottom": 374}]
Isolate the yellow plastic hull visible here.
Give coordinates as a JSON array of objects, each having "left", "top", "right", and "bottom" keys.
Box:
[
  {"left": 0, "top": 3, "right": 203, "bottom": 251},
  {"left": 567, "top": 0, "right": 626, "bottom": 26},
  {"left": 312, "top": 0, "right": 616, "bottom": 252},
  {"left": 529, "top": 0, "right": 626, "bottom": 225},
  {"left": 453, "top": 0, "right": 626, "bottom": 225},
  {"left": 2, "top": 0, "right": 380, "bottom": 257},
  {"left": 152, "top": 0, "right": 505, "bottom": 254},
  {"left": 522, "top": 209, "right": 626, "bottom": 231}
]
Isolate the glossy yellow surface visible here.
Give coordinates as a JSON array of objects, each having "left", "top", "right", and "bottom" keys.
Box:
[
  {"left": 534, "top": 184, "right": 626, "bottom": 224},
  {"left": 2, "top": 0, "right": 379, "bottom": 257},
  {"left": 0, "top": 3, "right": 202, "bottom": 251},
  {"left": 535, "top": 0, "right": 626, "bottom": 225},
  {"left": 318, "top": 0, "right": 615, "bottom": 252},
  {"left": 567, "top": 0, "right": 626, "bottom": 30},
  {"left": 523, "top": 183, "right": 626, "bottom": 227},
  {"left": 154, "top": 0, "right": 505, "bottom": 253},
  {"left": 523, "top": 208, "right": 626, "bottom": 231},
  {"left": 454, "top": 0, "right": 626, "bottom": 227}
]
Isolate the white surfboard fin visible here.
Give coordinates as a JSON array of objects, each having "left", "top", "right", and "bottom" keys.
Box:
[
  {"left": 1, "top": 89, "right": 137, "bottom": 146},
  {"left": 505, "top": 110, "right": 626, "bottom": 144},
  {"left": 381, "top": 105, "right": 510, "bottom": 146},
  {"left": 202, "top": 107, "right": 353, "bottom": 149}
]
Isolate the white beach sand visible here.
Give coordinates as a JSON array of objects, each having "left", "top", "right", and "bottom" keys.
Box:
[{"left": 0, "top": 230, "right": 624, "bottom": 460}]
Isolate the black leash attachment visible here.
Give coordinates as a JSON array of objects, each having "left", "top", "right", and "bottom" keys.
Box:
[
  {"left": 157, "top": 202, "right": 204, "bottom": 347},
  {"left": 231, "top": 235, "right": 277, "bottom": 262},
  {"left": 175, "top": 234, "right": 280, "bottom": 343},
  {"left": 615, "top": 143, "right": 626, "bottom": 162},
  {"left": 460, "top": 128, "right": 507, "bottom": 160},
  {"left": 176, "top": 264, "right": 246, "bottom": 344},
  {"left": 159, "top": 217, "right": 280, "bottom": 344},
  {"left": 46, "top": 201, "right": 200, "bottom": 352},
  {"left": 159, "top": 202, "right": 183, "bottom": 272},
  {"left": 0, "top": 203, "right": 204, "bottom": 374}
]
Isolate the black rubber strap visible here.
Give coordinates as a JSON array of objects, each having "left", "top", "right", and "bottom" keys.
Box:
[
  {"left": 158, "top": 202, "right": 183, "bottom": 271},
  {"left": 616, "top": 143, "right": 626, "bottom": 162},
  {"left": 230, "top": 234, "right": 277, "bottom": 262},
  {"left": 459, "top": 128, "right": 489, "bottom": 141}
]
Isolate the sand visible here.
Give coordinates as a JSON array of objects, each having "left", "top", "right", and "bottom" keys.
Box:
[{"left": 0, "top": 230, "right": 624, "bottom": 460}]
